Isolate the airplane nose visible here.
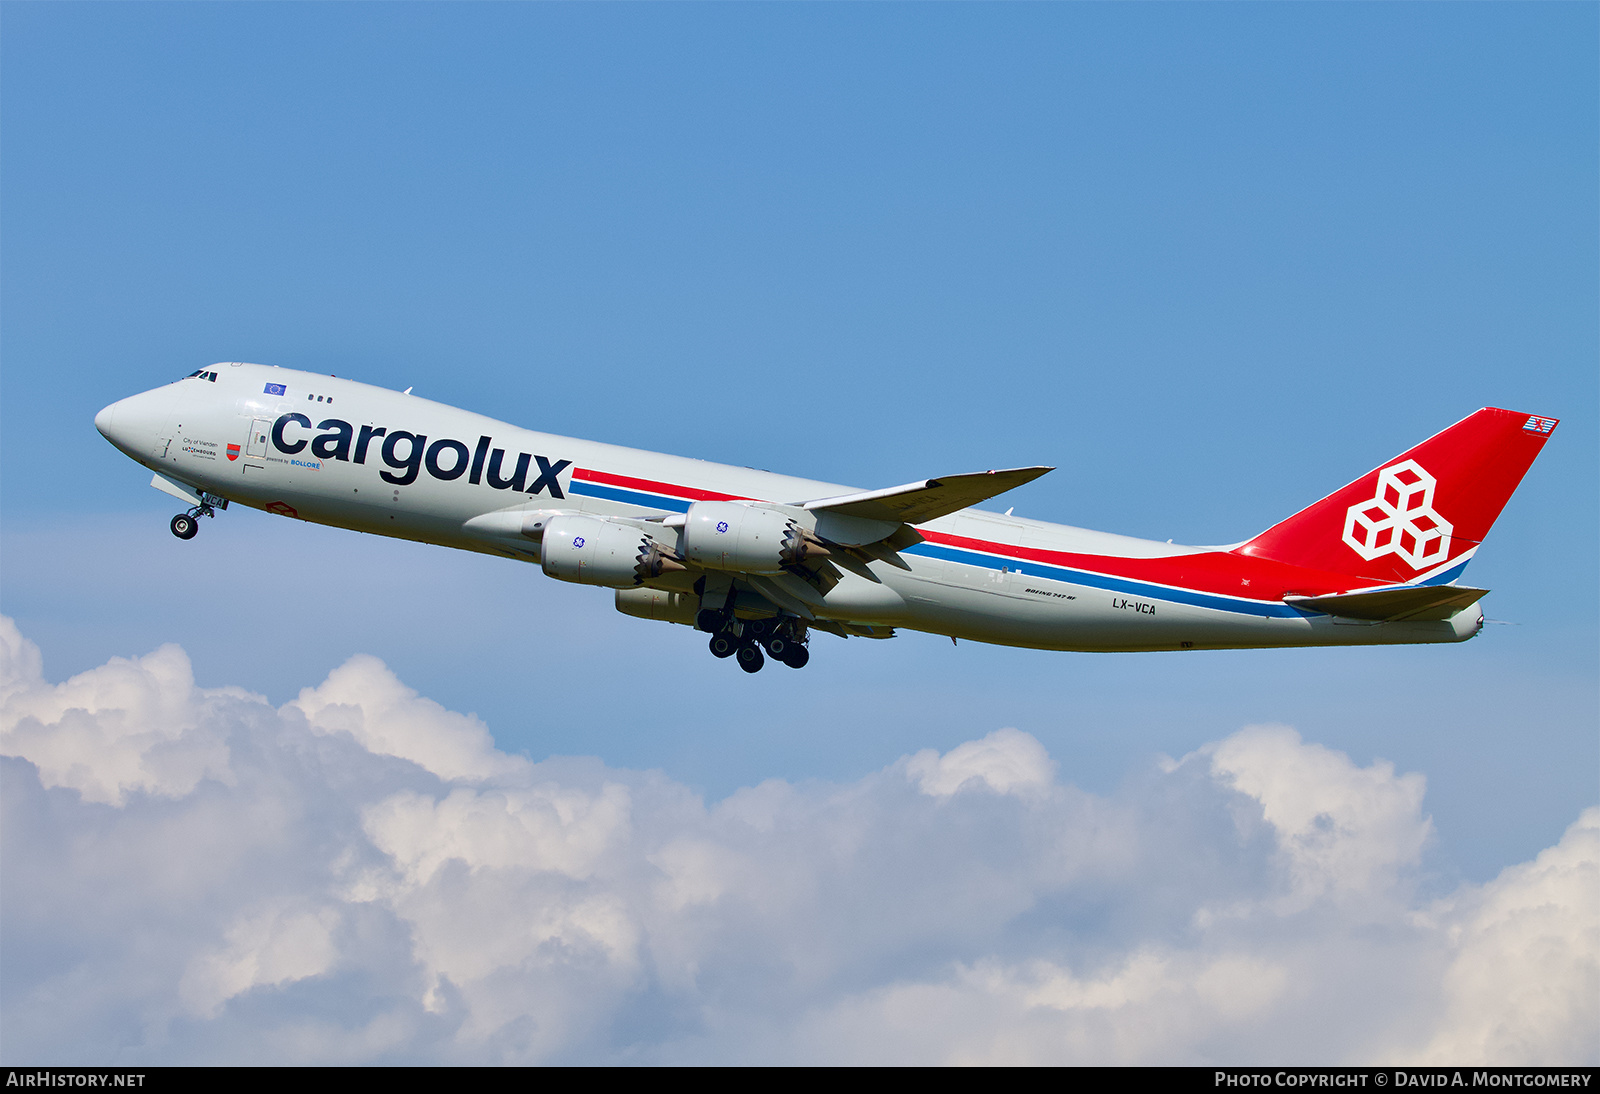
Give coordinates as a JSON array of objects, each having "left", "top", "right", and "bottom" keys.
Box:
[
  {"left": 95, "top": 388, "right": 176, "bottom": 459},
  {"left": 94, "top": 402, "right": 118, "bottom": 439}
]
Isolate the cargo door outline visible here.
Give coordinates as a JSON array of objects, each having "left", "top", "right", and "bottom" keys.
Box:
[{"left": 243, "top": 418, "right": 271, "bottom": 474}]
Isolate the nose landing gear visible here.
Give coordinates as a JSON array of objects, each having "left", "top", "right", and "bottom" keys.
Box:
[{"left": 169, "top": 494, "right": 225, "bottom": 540}]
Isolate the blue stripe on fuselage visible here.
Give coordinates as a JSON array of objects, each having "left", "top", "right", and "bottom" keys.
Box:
[
  {"left": 570, "top": 479, "right": 1302, "bottom": 619},
  {"left": 1417, "top": 558, "right": 1471, "bottom": 586},
  {"left": 569, "top": 480, "right": 691, "bottom": 512},
  {"left": 903, "top": 542, "right": 1305, "bottom": 618}
]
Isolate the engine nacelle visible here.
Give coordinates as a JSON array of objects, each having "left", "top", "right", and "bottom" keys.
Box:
[
  {"left": 614, "top": 586, "right": 700, "bottom": 626},
  {"left": 541, "top": 515, "right": 683, "bottom": 588},
  {"left": 682, "top": 501, "right": 819, "bottom": 573}
]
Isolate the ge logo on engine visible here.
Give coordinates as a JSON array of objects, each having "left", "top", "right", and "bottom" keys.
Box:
[
  {"left": 1341, "top": 460, "right": 1453, "bottom": 570},
  {"left": 716, "top": 521, "right": 729, "bottom": 534},
  {"left": 573, "top": 536, "right": 585, "bottom": 548}
]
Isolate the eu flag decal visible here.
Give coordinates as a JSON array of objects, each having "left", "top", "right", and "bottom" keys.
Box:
[{"left": 264, "top": 383, "right": 287, "bottom": 396}]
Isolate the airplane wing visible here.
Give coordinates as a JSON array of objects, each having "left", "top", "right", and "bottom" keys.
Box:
[
  {"left": 799, "top": 466, "right": 1054, "bottom": 525},
  {"left": 1284, "top": 584, "right": 1489, "bottom": 622}
]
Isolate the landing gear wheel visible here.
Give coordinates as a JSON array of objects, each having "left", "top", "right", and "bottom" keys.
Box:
[
  {"left": 170, "top": 514, "right": 199, "bottom": 540},
  {"left": 780, "top": 645, "right": 810, "bottom": 669},
  {"left": 709, "top": 633, "right": 738, "bottom": 659},
  {"left": 696, "top": 609, "right": 725, "bottom": 634},
  {"left": 765, "top": 634, "right": 789, "bottom": 659},
  {"left": 735, "top": 643, "right": 765, "bottom": 673}
]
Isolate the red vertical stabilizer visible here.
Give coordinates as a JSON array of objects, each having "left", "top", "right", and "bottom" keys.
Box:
[{"left": 1235, "top": 408, "right": 1558, "bottom": 585}]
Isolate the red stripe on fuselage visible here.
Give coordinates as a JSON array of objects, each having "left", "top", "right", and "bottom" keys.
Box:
[
  {"left": 915, "top": 529, "right": 1390, "bottom": 602},
  {"left": 569, "top": 470, "right": 1383, "bottom": 602},
  {"left": 572, "top": 467, "right": 750, "bottom": 503}
]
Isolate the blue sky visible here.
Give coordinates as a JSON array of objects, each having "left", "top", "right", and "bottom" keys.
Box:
[{"left": 2, "top": 4, "right": 1595, "bottom": 1064}]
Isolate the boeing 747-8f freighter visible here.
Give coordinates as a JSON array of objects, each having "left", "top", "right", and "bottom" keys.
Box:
[{"left": 96, "top": 363, "right": 1558, "bottom": 672}]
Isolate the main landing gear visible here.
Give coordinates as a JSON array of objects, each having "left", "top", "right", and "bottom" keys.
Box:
[
  {"left": 170, "top": 496, "right": 223, "bottom": 540},
  {"left": 699, "top": 611, "right": 810, "bottom": 673}
]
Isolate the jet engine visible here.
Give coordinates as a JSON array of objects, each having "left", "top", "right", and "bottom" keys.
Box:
[
  {"left": 541, "top": 515, "right": 684, "bottom": 588},
  {"left": 681, "top": 501, "right": 825, "bottom": 573}
]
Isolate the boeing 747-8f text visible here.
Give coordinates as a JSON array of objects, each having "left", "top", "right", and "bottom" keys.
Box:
[{"left": 95, "top": 363, "right": 1558, "bottom": 672}]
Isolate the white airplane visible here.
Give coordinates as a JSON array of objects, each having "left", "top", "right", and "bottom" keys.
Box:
[{"left": 95, "top": 362, "right": 1558, "bottom": 672}]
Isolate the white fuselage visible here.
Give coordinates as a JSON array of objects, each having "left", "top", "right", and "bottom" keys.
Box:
[{"left": 95, "top": 363, "right": 1480, "bottom": 653}]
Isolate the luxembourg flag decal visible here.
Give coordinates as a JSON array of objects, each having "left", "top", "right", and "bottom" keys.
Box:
[{"left": 226, "top": 443, "right": 240, "bottom": 461}]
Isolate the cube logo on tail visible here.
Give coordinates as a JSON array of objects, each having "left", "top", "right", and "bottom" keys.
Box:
[
  {"left": 1342, "top": 460, "right": 1453, "bottom": 569},
  {"left": 1240, "top": 407, "right": 1557, "bottom": 582}
]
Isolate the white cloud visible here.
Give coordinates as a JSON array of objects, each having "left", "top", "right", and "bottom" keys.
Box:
[
  {"left": 362, "top": 782, "right": 631, "bottom": 885},
  {"left": 766, "top": 949, "right": 1294, "bottom": 1066},
  {"left": 0, "top": 615, "right": 233, "bottom": 805},
  {"left": 1, "top": 617, "right": 1594, "bottom": 1065},
  {"left": 1207, "top": 725, "right": 1433, "bottom": 908},
  {"left": 179, "top": 903, "right": 342, "bottom": 1019},
  {"left": 904, "top": 726, "right": 1056, "bottom": 799},
  {"left": 288, "top": 653, "right": 525, "bottom": 783},
  {"left": 1399, "top": 807, "right": 1600, "bottom": 1065}
]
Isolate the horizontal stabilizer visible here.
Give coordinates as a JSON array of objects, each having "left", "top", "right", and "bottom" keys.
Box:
[
  {"left": 1285, "top": 584, "right": 1488, "bottom": 622},
  {"left": 802, "top": 466, "right": 1053, "bottom": 524}
]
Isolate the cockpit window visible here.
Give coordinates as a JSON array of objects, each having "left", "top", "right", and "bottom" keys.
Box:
[{"left": 183, "top": 370, "right": 219, "bottom": 382}]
